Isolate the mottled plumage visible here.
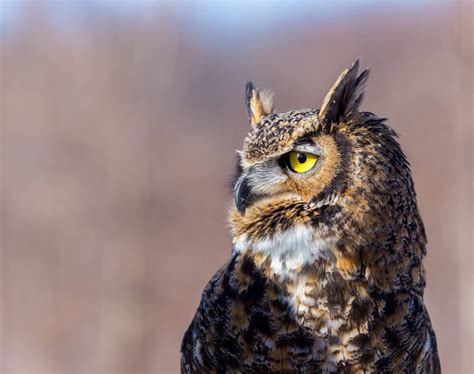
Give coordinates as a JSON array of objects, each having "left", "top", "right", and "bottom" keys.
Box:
[{"left": 181, "top": 61, "right": 440, "bottom": 373}]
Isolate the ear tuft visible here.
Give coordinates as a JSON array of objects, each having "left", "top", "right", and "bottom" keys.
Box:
[
  {"left": 245, "top": 81, "right": 275, "bottom": 126},
  {"left": 318, "top": 60, "right": 369, "bottom": 125}
]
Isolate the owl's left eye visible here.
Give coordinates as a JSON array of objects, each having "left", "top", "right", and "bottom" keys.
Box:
[{"left": 285, "top": 151, "right": 318, "bottom": 173}]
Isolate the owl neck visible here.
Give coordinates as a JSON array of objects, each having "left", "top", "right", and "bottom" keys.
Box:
[
  {"left": 232, "top": 224, "right": 336, "bottom": 278},
  {"left": 230, "top": 197, "right": 344, "bottom": 279},
  {"left": 229, "top": 188, "right": 426, "bottom": 290}
]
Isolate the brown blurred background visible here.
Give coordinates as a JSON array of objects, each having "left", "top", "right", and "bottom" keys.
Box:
[{"left": 1, "top": 1, "right": 473, "bottom": 373}]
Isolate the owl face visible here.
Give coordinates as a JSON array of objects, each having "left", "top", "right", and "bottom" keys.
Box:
[
  {"left": 231, "top": 61, "right": 410, "bottom": 252},
  {"left": 235, "top": 113, "right": 345, "bottom": 213},
  {"left": 234, "top": 60, "right": 374, "bottom": 217}
]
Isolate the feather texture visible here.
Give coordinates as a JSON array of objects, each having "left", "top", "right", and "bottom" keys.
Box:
[{"left": 181, "top": 61, "right": 440, "bottom": 373}]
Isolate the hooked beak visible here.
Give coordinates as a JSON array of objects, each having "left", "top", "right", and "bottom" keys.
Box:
[{"left": 234, "top": 173, "right": 253, "bottom": 215}]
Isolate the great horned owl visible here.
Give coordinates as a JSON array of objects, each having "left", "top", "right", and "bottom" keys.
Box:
[{"left": 181, "top": 61, "right": 440, "bottom": 373}]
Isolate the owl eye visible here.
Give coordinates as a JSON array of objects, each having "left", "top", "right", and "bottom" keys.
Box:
[{"left": 287, "top": 151, "right": 318, "bottom": 173}]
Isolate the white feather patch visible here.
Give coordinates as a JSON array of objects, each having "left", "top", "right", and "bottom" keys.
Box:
[{"left": 234, "top": 225, "right": 335, "bottom": 277}]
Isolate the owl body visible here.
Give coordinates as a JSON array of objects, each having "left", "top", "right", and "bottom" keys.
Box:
[{"left": 181, "top": 62, "right": 440, "bottom": 373}]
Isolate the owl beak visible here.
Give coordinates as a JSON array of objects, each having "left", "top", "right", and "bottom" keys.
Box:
[{"left": 234, "top": 174, "right": 252, "bottom": 215}]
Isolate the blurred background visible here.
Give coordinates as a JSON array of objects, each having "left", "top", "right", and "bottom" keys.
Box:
[{"left": 1, "top": 0, "right": 472, "bottom": 373}]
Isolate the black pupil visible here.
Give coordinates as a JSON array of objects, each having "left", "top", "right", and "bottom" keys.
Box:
[{"left": 297, "top": 153, "right": 307, "bottom": 163}]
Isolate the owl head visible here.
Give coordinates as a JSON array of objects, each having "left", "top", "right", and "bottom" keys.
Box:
[{"left": 230, "top": 60, "right": 422, "bottom": 260}]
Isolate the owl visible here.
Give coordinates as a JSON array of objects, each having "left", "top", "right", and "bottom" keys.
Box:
[{"left": 181, "top": 61, "right": 440, "bottom": 373}]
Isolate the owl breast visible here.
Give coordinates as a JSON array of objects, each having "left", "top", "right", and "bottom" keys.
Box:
[{"left": 232, "top": 224, "right": 363, "bottom": 368}]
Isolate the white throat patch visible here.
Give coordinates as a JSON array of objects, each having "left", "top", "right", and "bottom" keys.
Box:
[{"left": 233, "top": 225, "right": 335, "bottom": 277}]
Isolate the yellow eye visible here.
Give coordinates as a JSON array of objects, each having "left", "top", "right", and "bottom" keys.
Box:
[{"left": 288, "top": 151, "right": 318, "bottom": 173}]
